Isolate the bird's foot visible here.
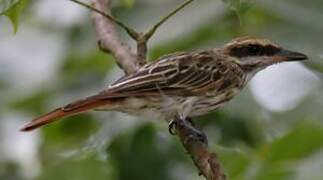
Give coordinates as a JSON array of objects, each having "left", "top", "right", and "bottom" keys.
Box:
[
  {"left": 168, "top": 120, "right": 177, "bottom": 135},
  {"left": 169, "top": 115, "right": 208, "bottom": 145},
  {"left": 185, "top": 117, "right": 195, "bottom": 126},
  {"left": 168, "top": 116, "right": 196, "bottom": 136}
]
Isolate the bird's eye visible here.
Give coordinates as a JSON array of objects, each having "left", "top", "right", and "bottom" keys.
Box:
[{"left": 248, "top": 45, "right": 261, "bottom": 56}]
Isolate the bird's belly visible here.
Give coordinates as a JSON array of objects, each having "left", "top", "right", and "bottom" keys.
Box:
[
  {"left": 96, "top": 88, "right": 240, "bottom": 120},
  {"left": 188, "top": 89, "right": 239, "bottom": 117},
  {"left": 96, "top": 96, "right": 171, "bottom": 119}
]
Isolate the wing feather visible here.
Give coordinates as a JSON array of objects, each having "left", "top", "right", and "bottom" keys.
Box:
[{"left": 98, "top": 50, "right": 234, "bottom": 98}]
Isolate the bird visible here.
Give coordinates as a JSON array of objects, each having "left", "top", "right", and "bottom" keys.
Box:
[{"left": 20, "top": 36, "right": 307, "bottom": 132}]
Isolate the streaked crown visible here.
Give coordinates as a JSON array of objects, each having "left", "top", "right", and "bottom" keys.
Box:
[{"left": 224, "top": 36, "right": 280, "bottom": 58}]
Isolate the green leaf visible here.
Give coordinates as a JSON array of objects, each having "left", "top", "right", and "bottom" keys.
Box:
[
  {"left": 222, "top": 0, "right": 251, "bottom": 11},
  {"left": 9, "top": 90, "right": 51, "bottom": 114},
  {"left": 221, "top": 0, "right": 252, "bottom": 25},
  {"left": 107, "top": 123, "right": 171, "bottom": 180},
  {"left": 214, "top": 145, "right": 250, "bottom": 179},
  {"left": 266, "top": 122, "right": 323, "bottom": 162},
  {"left": 42, "top": 114, "right": 98, "bottom": 148},
  {"left": 60, "top": 50, "right": 114, "bottom": 90},
  {"left": 121, "top": 0, "right": 135, "bottom": 8},
  {"left": 1, "top": 0, "right": 28, "bottom": 33},
  {"left": 254, "top": 164, "right": 294, "bottom": 180},
  {"left": 38, "top": 154, "right": 109, "bottom": 180}
]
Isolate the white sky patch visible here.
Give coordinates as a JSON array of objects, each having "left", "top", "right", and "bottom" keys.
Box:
[
  {"left": 249, "top": 62, "right": 321, "bottom": 112},
  {"left": 33, "top": 0, "right": 87, "bottom": 27},
  {"left": 0, "top": 24, "right": 65, "bottom": 95},
  {"left": 0, "top": 113, "right": 41, "bottom": 179},
  {"left": 150, "top": 0, "right": 225, "bottom": 45}
]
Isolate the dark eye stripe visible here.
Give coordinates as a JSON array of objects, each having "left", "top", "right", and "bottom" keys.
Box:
[{"left": 229, "top": 45, "right": 280, "bottom": 58}]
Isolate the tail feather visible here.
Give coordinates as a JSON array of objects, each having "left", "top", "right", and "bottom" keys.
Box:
[
  {"left": 20, "top": 108, "right": 70, "bottom": 131},
  {"left": 20, "top": 96, "right": 115, "bottom": 132}
]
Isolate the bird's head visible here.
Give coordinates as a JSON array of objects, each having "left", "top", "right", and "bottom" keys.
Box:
[{"left": 222, "top": 36, "right": 307, "bottom": 73}]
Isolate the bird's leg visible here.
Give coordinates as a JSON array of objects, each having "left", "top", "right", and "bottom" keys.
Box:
[
  {"left": 185, "top": 117, "right": 195, "bottom": 126},
  {"left": 168, "top": 115, "right": 188, "bottom": 136},
  {"left": 174, "top": 116, "right": 207, "bottom": 144},
  {"left": 171, "top": 115, "right": 226, "bottom": 180},
  {"left": 168, "top": 116, "right": 206, "bottom": 144},
  {"left": 168, "top": 116, "right": 197, "bottom": 135}
]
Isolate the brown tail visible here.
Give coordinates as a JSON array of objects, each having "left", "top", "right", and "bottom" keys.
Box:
[{"left": 20, "top": 95, "right": 114, "bottom": 132}]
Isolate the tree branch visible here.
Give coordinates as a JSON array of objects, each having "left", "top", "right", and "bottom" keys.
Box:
[
  {"left": 69, "top": 0, "right": 139, "bottom": 40},
  {"left": 68, "top": 0, "right": 142, "bottom": 74},
  {"left": 91, "top": 0, "right": 144, "bottom": 74},
  {"left": 70, "top": 0, "right": 195, "bottom": 63},
  {"left": 174, "top": 117, "right": 226, "bottom": 180}
]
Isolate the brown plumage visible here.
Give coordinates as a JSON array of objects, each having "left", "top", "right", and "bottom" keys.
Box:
[
  {"left": 21, "top": 37, "right": 307, "bottom": 131},
  {"left": 21, "top": 96, "right": 116, "bottom": 131}
]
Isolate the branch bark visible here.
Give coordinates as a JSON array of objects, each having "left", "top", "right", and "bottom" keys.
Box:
[
  {"left": 91, "top": 0, "right": 142, "bottom": 74},
  {"left": 174, "top": 117, "right": 226, "bottom": 180}
]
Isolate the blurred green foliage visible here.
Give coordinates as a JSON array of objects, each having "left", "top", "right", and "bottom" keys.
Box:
[
  {"left": 9, "top": 90, "right": 51, "bottom": 114},
  {"left": 120, "top": 0, "right": 135, "bottom": 9},
  {"left": 214, "top": 122, "right": 323, "bottom": 180},
  {"left": 266, "top": 123, "right": 323, "bottom": 162},
  {"left": 1, "top": 0, "right": 323, "bottom": 180},
  {"left": 107, "top": 124, "right": 171, "bottom": 180},
  {"left": 60, "top": 50, "right": 114, "bottom": 90}
]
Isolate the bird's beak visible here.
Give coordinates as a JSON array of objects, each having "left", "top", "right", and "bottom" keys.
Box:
[{"left": 275, "top": 49, "right": 308, "bottom": 62}]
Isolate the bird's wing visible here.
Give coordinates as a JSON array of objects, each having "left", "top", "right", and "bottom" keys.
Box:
[{"left": 97, "top": 50, "right": 235, "bottom": 99}]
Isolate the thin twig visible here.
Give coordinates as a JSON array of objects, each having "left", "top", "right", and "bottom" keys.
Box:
[
  {"left": 137, "top": 36, "right": 148, "bottom": 62},
  {"left": 136, "top": 0, "right": 195, "bottom": 61},
  {"left": 143, "top": 0, "right": 195, "bottom": 40},
  {"left": 70, "top": 0, "right": 195, "bottom": 62},
  {"left": 69, "top": 0, "right": 139, "bottom": 40}
]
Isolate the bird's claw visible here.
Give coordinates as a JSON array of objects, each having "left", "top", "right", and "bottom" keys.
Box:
[
  {"left": 168, "top": 120, "right": 177, "bottom": 135},
  {"left": 169, "top": 116, "right": 196, "bottom": 136}
]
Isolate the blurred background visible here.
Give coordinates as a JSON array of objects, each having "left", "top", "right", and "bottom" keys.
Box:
[{"left": 1, "top": 0, "right": 323, "bottom": 179}]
